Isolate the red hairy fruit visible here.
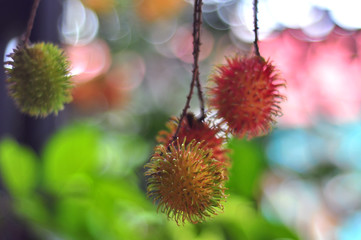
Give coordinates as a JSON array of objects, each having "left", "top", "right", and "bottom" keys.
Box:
[
  {"left": 157, "top": 113, "right": 229, "bottom": 166},
  {"left": 145, "top": 140, "right": 227, "bottom": 224},
  {"left": 208, "top": 55, "right": 285, "bottom": 139}
]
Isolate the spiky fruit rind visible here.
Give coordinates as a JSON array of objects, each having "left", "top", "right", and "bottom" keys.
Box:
[
  {"left": 5, "top": 42, "right": 73, "bottom": 117},
  {"left": 156, "top": 113, "right": 230, "bottom": 166},
  {"left": 208, "top": 55, "right": 285, "bottom": 139},
  {"left": 145, "top": 139, "right": 227, "bottom": 225}
]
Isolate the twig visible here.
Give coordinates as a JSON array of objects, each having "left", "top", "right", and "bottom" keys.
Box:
[
  {"left": 193, "top": 0, "right": 205, "bottom": 121},
  {"left": 23, "top": 0, "right": 41, "bottom": 46},
  {"left": 172, "top": 0, "right": 204, "bottom": 142},
  {"left": 253, "top": 0, "right": 261, "bottom": 57}
]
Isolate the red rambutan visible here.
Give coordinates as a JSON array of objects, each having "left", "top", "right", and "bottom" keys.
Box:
[
  {"left": 208, "top": 55, "right": 285, "bottom": 139},
  {"left": 157, "top": 113, "right": 229, "bottom": 166},
  {"left": 145, "top": 139, "right": 227, "bottom": 224}
]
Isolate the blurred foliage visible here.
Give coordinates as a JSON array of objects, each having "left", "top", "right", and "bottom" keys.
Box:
[
  {"left": 0, "top": 122, "right": 298, "bottom": 239},
  {"left": 226, "top": 138, "right": 266, "bottom": 200},
  {"left": 0, "top": 139, "right": 38, "bottom": 197}
]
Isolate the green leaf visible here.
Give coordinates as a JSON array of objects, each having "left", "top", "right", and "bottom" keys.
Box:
[
  {"left": 214, "top": 196, "right": 299, "bottom": 240},
  {"left": 226, "top": 138, "right": 266, "bottom": 199},
  {"left": 42, "top": 123, "right": 101, "bottom": 194},
  {"left": 0, "top": 138, "right": 38, "bottom": 197},
  {"left": 14, "top": 195, "right": 49, "bottom": 225},
  {"left": 97, "top": 133, "right": 150, "bottom": 177},
  {"left": 55, "top": 197, "right": 94, "bottom": 239},
  {"left": 167, "top": 221, "right": 225, "bottom": 240},
  {"left": 53, "top": 179, "right": 156, "bottom": 240}
]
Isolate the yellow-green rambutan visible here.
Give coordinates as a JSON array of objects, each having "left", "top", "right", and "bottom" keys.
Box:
[
  {"left": 5, "top": 42, "right": 73, "bottom": 117},
  {"left": 145, "top": 139, "right": 227, "bottom": 225}
]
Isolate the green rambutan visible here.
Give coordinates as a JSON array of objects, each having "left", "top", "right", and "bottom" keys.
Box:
[{"left": 5, "top": 42, "right": 73, "bottom": 117}]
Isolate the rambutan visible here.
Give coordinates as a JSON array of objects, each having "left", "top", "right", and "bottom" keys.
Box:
[
  {"left": 145, "top": 139, "right": 227, "bottom": 224},
  {"left": 5, "top": 43, "right": 73, "bottom": 117},
  {"left": 208, "top": 55, "right": 285, "bottom": 139},
  {"left": 156, "top": 113, "right": 229, "bottom": 166}
]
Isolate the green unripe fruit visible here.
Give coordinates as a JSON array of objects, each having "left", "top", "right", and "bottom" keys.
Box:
[{"left": 5, "top": 42, "right": 73, "bottom": 117}]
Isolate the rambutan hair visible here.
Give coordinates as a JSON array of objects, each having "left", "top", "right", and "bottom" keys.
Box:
[
  {"left": 208, "top": 55, "right": 285, "bottom": 139},
  {"left": 145, "top": 139, "right": 227, "bottom": 224},
  {"left": 156, "top": 113, "right": 229, "bottom": 166},
  {"left": 5, "top": 43, "right": 73, "bottom": 117}
]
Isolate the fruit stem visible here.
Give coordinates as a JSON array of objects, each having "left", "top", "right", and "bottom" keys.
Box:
[
  {"left": 253, "top": 0, "right": 261, "bottom": 57},
  {"left": 23, "top": 0, "right": 41, "bottom": 46},
  {"left": 193, "top": 0, "right": 205, "bottom": 121},
  {"left": 172, "top": 0, "right": 204, "bottom": 143}
]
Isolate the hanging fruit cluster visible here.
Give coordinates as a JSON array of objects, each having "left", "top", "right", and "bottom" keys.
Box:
[
  {"left": 144, "top": 0, "right": 286, "bottom": 225},
  {"left": 2, "top": 0, "right": 286, "bottom": 226}
]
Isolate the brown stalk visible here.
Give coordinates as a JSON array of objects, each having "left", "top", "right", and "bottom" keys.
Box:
[
  {"left": 172, "top": 0, "right": 204, "bottom": 142},
  {"left": 253, "top": 0, "right": 261, "bottom": 57},
  {"left": 23, "top": 0, "right": 41, "bottom": 46}
]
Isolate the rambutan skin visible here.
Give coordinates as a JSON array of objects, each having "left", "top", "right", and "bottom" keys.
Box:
[
  {"left": 144, "top": 140, "right": 227, "bottom": 224},
  {"left": 156, "top": 113, "right": 229, "bottom": 166},
  {"left": 208, "top": 55, "right": 285, "bottom": 139},
  {"left": 5, "top": 43, "right": 73, "bottom": 117}
]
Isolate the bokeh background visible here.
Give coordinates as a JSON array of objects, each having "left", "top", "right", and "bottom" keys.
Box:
[{"left": 1, "top": 0, "right": 361, "bottom": 239}]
